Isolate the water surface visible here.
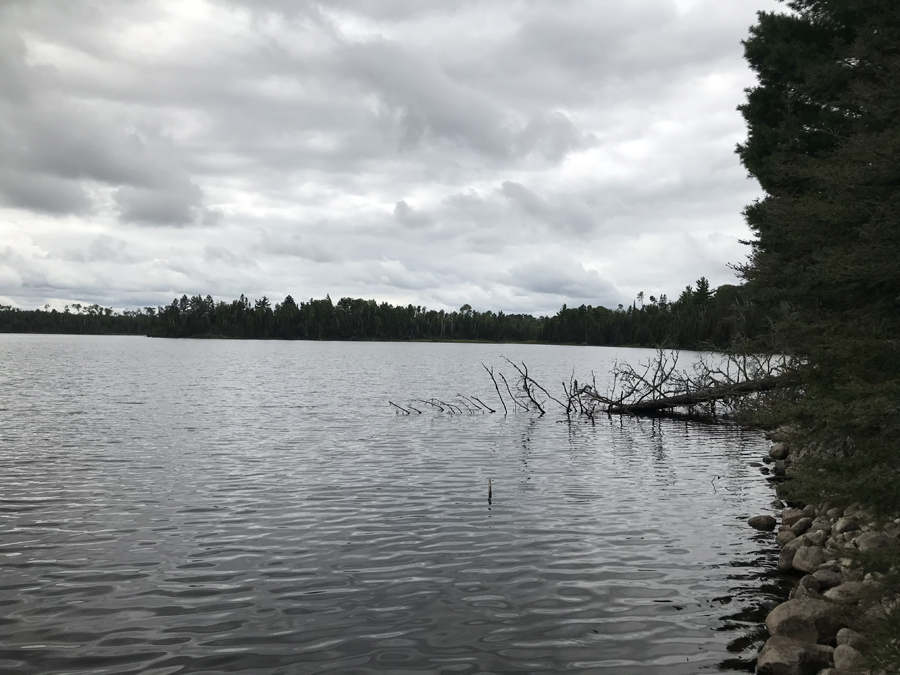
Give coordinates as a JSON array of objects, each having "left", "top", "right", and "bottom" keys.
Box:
[{"left": 0, "top": 336, "right": 781, "bottom": 674}]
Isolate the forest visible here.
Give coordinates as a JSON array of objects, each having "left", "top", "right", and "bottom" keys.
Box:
[
  {"left": 734, "top": 0, "right": 900, "bottom": 668},
  {"left": 0, "top": 277, "right": 763, "bottom": 349}
]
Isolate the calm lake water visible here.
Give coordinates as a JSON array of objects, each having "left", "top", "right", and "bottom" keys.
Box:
[{"left": 0, "top": 335, "right": 783, "bottom": 675}]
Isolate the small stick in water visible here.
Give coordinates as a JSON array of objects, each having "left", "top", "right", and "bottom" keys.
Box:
[{"left": 488, "top": 478, "right": 492, "bottom": 505}]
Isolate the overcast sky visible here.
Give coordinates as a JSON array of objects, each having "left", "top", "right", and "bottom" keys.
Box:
[{"left": 0, "top": 0, "right": 779, "bottom": 314}]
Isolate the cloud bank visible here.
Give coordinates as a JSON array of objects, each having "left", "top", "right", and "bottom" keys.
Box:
[{"left": 0, "top": 0, "right": 776, "bottom": 313}]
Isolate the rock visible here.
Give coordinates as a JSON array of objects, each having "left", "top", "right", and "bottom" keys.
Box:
[
  {"left": 840, "top": 563, "right": 864, "bottom": 583},
  {"left": 823, "top": 582, "right": 868, "bottom": 603},
  {"left": 802, "top": 504, "right": 817, "bottom": 518},
  {"left": 855, "top": 531, "right": 897, "bottom": 552},
  {"left": 793, "top": 546, "right": 827, "bottom": 574},
  {"left": 774, "top": 460, "right": 788, "bottom": 476},
  {"left": 833, "top": 517, "right": 861, "bottom": 535},
  {"left": 791, "top": 518, "right": 813, "bottom": 535},
  {"left": 750, "top": 515, "right": 778, "bottom": 531},
  {"left": 817, "top": 669, "right": 866, "bottom": 675},
  {"left": 761, "top": 466, "right": 772, "bottom": 475},
  {"left": 812, "top": 569, "right": 843, "bottom": 590},
  {"left": 805, "top": 530, "right": 828, "bottom": 547},
  {"left": 766, "top": 598, "right": 844, "bottom": 643},
  {"left": 790, "top": 575, "right": 822, "bottom": 600},
  {"left": 783, "top": 509, "right": 806, "bottom": 528},
  {"left": 772, "top": 500, "right": 786, "bottom": 509},
  {"left": 779, "top": 544, "right": 800, "bottom": 571},
  {"left": 836, "top": 628, "right": 868, "bottom": 652},
  {"left": 826, "top": 507, "right": 843, "bottom": 520},
  {"left": 809, "top": 517, "right": 833, "bottom": 534},
  {"left": 833, "top": 644, "right": 867, "bottom": 671},
  {"left": 757, "top": 636, "right": 834, "bottom": 675},
  {"left": 777, "top": 530, "right": 798, "bottom": 546},
  {"left": 770, "top": 442, "right": 790, "bottom": 460}
]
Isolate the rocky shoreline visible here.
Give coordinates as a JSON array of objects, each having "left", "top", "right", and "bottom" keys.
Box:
[{"left": 748, "top": 432, "right": 900, "bottom": 675}]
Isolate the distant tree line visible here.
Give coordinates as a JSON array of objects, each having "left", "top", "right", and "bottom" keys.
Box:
[{"left": 0, "top": 277, "right": 764, "bottom": 349}]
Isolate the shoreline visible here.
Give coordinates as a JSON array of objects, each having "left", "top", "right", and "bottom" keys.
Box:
[{"left": 748, "top": 430, "right": 900, "bottom": 675}]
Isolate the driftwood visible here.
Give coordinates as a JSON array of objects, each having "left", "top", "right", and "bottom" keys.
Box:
[
  {"left": 598, "top": 374, "right": 789, "bottom": 415},
  {"left": 392, "top": 346, "right": 795, "bottom": 422}
]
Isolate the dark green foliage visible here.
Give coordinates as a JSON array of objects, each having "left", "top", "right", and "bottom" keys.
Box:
[
  {"left": 738, "top": 0, "right": 900, "bottom": 515},
  {"left": 738, "top": 1, "right": 900, "bottom": 667},
  {"left": 0, "top": 303, "right": 153, "bottom": 335},
  {"left": 1, "top": 278, "right": 761, "bottom": 348}
]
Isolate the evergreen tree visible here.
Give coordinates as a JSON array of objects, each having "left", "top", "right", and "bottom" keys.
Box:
[{"left": 738, "top": 2, "right": 900, "bottom": 665}]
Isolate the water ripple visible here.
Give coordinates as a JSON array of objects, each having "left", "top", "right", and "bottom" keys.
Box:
[{"left": 0, "top": 336, "right": 782, "bottom": 674}]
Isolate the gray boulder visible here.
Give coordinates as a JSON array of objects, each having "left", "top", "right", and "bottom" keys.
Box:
[
  {"left": 833, "top": 644, "right": 866, "bottom": 672},
  {"left": 749, "top": 515, "right": 778, "bottom": 531},
  {"left": 791, "top": 517, "right": 813, "bottom": 535},
  {"left": 833, "top": 517, "right": 861, "bottom": 535},
  {"left": 792, "top": 546, "right": 827, "bottom": 574},
  {"left": 778, "top": 536, "right": 808, "bottom": 571},
  {"left": 766, "top": 598, "right": 844, "bottom": 643},
  {"left": 756, "top": 636, "right": 833, "bottom": 675},
  {"left": 770, "top": 442, "right": 789, "bottom": 460},
  {"left": 812, "top": 569, "right": 843, "bottom": 590},
  {"left": 836, "top": 628, "right": 868, "bottom": 652},
  {"left": 789, "top": 575, "right": 821, "bottom": 600},
  {"left": 783, "top": 509, "right": 806, "bottom": 528},
  {"left": 805, "top": 530, "right": 828, "bottom": 547},
  {"left": 809, "top": 517, "right": 833, "bottom": 534},
  {"left": 777, "top": 530, "right": 798, "bottom": 546},
  {"left": 823, "top": 582, "right": 868, "bottom": 604},
  {"left": 855, "top": 531, "right": 897, "bottom": 552}
]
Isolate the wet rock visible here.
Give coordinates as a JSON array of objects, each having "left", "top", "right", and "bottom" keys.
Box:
[
  {"left": 791, "top": 518, "right": 813, "bottom": 536},
  {"left": 836, "top": 628, "right": 868, "bottom": 652},
  {"left": 783, "top": 509, "right": 806, "bottom": 528},
  {"left": 750, "top": 515, "right": 778, "bottom": 531},
  {"left": 765, "top": 598, "right": 844, "bottom": 643},
  {"left": 774, "top": 460, "right": 788, "bottom": 477},
  {"left": 790, "top": 575, "right": 822, "bottom": 600},
  {"left": 777, "top": 530, "right": 798, "bottom": 546},
  {"left": 770, "top": 442, "right": 790, "bottom": 460},
  {"left": 854, "top": 531, "right": 897, "bottom": 552},
  {"left": 823, "top": 582, "right": 868, "bottom": 604},
  {"left": 833, "top": 517, "right": 861, "bottom": 535},
  {"left": 756, "top": 636, "right": 833, "bottom": 675},
  {"left": 833, "top": 644, "right": 866, "bottom": 672},
  {"left": 761, "top": 466, "right": 772, "bottom": 475},
  {"left": 812, "top": 569, "right": 843, "bottom": 590},
  {"left": 793, "top": 546, "right": 827, "bottom": 574},
  {"left": 779, "top": 537, "right": 806, "bottom": 571},
  {"left": 772, "top": 500, "right": 786, "bottom": 509}
]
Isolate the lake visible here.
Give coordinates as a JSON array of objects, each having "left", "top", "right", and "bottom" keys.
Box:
[{"left": 0, "top": 335, "right": 783, "bottom": 674}]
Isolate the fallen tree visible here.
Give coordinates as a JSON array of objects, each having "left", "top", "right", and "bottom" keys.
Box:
[{"left": 393, "top": 347, "right": 796, "bottom": 422}]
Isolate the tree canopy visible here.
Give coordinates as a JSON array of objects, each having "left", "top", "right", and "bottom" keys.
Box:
[{"left": 738, "top": 1, "right": 900, "bottom": 664}]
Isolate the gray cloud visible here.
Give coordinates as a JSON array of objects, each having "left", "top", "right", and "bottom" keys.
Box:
[{"left": 0, "top": 0, "right": 778, "bottom": 312}]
